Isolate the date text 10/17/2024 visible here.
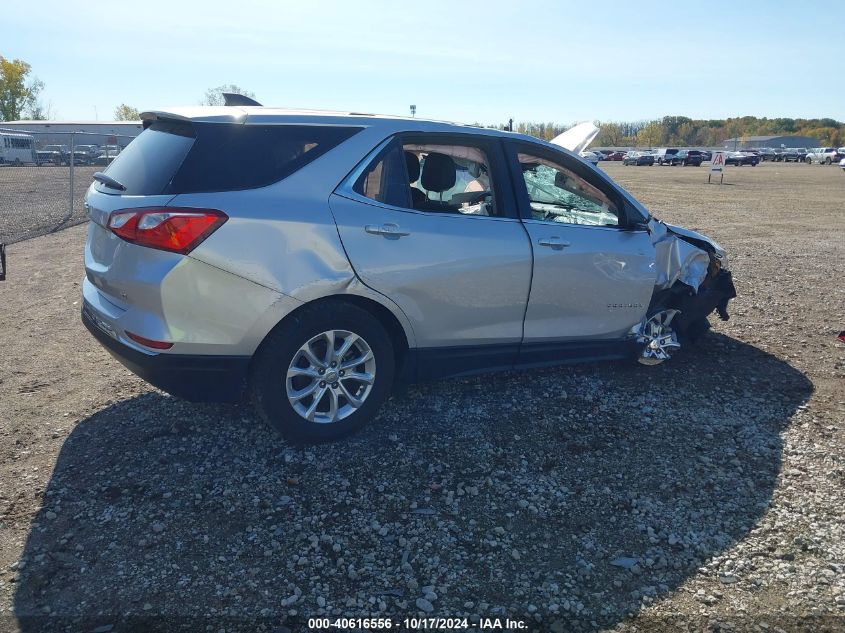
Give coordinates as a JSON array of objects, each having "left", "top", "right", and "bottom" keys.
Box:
[{"left": 307, "top": 617, "right": 528, "bottom": 630}]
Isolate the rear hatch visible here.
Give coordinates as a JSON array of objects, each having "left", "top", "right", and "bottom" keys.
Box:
[{"left": 85, "top": 120, "right": 195, "bottom": 308}]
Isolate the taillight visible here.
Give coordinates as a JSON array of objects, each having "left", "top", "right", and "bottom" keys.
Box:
[{"left": 108, "top": 207, "right": 227, "bottom": 254}]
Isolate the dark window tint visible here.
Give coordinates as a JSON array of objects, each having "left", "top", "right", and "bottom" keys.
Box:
[
  {"left": 353, "top": 140, "right": 411, "bottom": 208},
  {"left": 99, "top": 120, "right": 195, "bottom": 195},
  {"left": 169, "top": 123, "right": 361, "bottom": 194},
  {"left": 100, "top": 121, "right": 361, "bottom": 195}
]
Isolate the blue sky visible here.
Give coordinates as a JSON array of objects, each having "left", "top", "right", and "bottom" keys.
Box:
[{"left": 5, "top": 0, "right": 844, "bottom": 124}]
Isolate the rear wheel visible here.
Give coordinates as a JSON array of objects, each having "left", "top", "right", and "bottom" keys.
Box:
[
  {"left": 250, "top": 301, "right": 395, "bottom": 441},
  {"left": 825, "top": 157, "right": 832, "bottom": 165}
]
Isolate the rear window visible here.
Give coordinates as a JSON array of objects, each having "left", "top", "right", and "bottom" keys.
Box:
[{"left": 99, "top": 120, "right": 361, "bottom": 195}]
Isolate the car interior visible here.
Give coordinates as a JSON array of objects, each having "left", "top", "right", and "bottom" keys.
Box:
[
  {"left": 352, "top": 139, "right": 500, "bottom": 217},
  {"left": 403, "top": 143, "right": 497, "bottom": 216}
]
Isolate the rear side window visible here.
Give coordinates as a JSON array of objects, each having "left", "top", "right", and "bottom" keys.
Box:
[
  {"left": 99, "top": 120, "right": 195, "bottom": 195},
  {"left": 352, "top": 139, "right": 411, "bottom": 208},
  {"left": 100, "top": 121, "right": 361, "bottom": 195}
]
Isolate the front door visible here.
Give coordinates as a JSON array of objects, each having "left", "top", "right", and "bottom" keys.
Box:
[{"left": 505, "top": 142, "right": 657, "bottom": 343}]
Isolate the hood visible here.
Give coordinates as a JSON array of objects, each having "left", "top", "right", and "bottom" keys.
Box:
[{"left": 549, "top": 122, "right": 599, "bottom": 154}]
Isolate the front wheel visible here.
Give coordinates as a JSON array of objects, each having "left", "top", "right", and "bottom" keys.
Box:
[
  {"left": 250, "top": 301, "right": 395, "bottom": 441},
  {"left": 634, "top": 310, "right": 681, "bottom": 366}
]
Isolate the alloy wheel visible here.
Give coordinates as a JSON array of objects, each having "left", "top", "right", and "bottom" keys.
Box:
[
  {"left": 285, "top": 329, "right": 376, "bottom": 424},
  {"left": 636, "top": 310, "right": 681, "bottom": 366}
]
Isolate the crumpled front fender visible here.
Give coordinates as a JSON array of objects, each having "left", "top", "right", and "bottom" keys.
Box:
[{"left": 647, "top": 219, "right": 713, "bottom": 292}]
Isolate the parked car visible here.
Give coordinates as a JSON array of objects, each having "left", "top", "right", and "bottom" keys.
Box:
[
  {"left": 41, "top": 145, "right": 73, "bottom": 165},
  {"left": 753, "top": 148, "right": 776, "bottom": 161},
  {"left": 805, "top": 147, "right": 845, "bottom": 165},
  {"left": 699, "top": 150, "right": 713, "bottom": 161},
  {"left": 76, "top": 144, "right": 101, "bottom": 159},
  {"left": 622, "top": 151, "right": 655, "bottom": 166},
  {"left": 781, "top": 148, "right": 807, "bottom": 162},
  {"left": 725, "top": 151, "right": 760, "bottom": 166},
  {"left": 579, "top": 150, "right": 600, "bottom": 165},
  {"left": 69, "top": 150, "right": 94, "bottom": 165},
  {"left": 605, "top": 151, "right": 626, "bottom": 161},
  {"left": 668, "top": 150, "right": 703, "bottom": 166},
  {"left": 35, "top": 150, "right": 62, "bottom": 166},
  {"left": 93, "top": 152, "right": 118, "bottom": 166},
  {"left": 840, "top": 157, "right": 845, "bottom": 171},
  {"left": 81, "top": 106, "right": 736, "bottom": 441},
  {"left": 654, "top": 148, "right": 680, "bottom": 165}
]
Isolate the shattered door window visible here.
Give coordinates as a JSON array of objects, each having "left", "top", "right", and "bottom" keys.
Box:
[{"left": 518, "top": 153, "right": 620, "bottom": 227}]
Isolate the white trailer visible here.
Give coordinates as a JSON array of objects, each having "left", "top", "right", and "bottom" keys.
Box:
[{"left": 0, "top": 131, "right": 36, "bottom": 165}]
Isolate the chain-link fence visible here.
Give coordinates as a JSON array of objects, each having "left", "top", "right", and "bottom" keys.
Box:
[{"left": 0, "top": 128, "right": 139, "bottom": 245}]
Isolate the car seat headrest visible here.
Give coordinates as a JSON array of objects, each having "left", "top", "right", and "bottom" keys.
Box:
[{"left": 421, "top": 152, "right": 456, "bottom": 193}]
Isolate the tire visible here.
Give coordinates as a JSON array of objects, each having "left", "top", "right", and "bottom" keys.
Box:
[
  {"left": 250, "top": 300, "right": 395, "bottom": 442},
  {"left": 825, "top": 157, "right": 832, "bottom": 165}
]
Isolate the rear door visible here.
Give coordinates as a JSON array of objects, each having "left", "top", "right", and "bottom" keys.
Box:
[
  {"left": 504, "top": 140, "right": 656, "bottom": 344},
  {"left": 330, "top": 132, "right": 532, "bottom": 371}
]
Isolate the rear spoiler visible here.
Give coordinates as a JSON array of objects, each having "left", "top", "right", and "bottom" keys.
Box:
[{"left": 140, "top": 96, "right": 261, "bottom": 128}]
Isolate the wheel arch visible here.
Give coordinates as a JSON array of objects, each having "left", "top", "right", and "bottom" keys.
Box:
[{"left": 252, "top": 293, "right": 412, "bottom": 375}]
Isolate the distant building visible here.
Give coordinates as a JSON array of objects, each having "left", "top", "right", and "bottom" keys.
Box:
[
  {"left": 722, "top": 135, "right": 818, "bottom": 150},
  {"left": 0, "top": 120, "right": 142, "bottom": 148}
]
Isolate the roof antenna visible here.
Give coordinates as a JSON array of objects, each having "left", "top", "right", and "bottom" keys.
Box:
[{"left": 222, "top": 93, "right": 262, "bottom": 107}]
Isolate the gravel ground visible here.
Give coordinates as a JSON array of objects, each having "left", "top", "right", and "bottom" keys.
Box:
[
  {"left": 0, "top": 164, "right": 96, "bottom": 244},
  {"left": 1, "top": 162, "right": 843, "bottom": 632}
]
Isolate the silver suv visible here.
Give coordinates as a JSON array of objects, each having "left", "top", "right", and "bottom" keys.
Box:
[{"left": 82, "top": 106, "right": 736, "bottom": 440}]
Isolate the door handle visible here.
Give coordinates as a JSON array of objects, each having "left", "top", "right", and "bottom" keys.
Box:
[
  {"left": 538, "top": 236, "right": 570, "bottom": 249},
  {"left": 365, "top": 223, "right": 410, "bottom": 238}
]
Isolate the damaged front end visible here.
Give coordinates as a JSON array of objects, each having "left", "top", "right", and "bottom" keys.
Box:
[{"left": 630, "top": 219, "right": 737, "bottom": 365}]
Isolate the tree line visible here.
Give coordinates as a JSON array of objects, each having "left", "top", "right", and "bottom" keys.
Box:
[{"left": 487, "top": 116, "right": 845, "bottom": 148}]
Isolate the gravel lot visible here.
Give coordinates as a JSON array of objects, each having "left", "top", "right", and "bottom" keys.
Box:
[{"left": 1, "top": 162, "right": 843, "bottom": 632}]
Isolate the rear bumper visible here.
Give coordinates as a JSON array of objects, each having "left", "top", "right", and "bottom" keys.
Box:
[{"left": 82, "top": 304, "right": 250, "bottom": 402}]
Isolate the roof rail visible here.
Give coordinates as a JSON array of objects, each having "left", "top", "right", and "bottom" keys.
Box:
[{"left": 222, "top": 93, "right": 262, "bottom": 107}]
